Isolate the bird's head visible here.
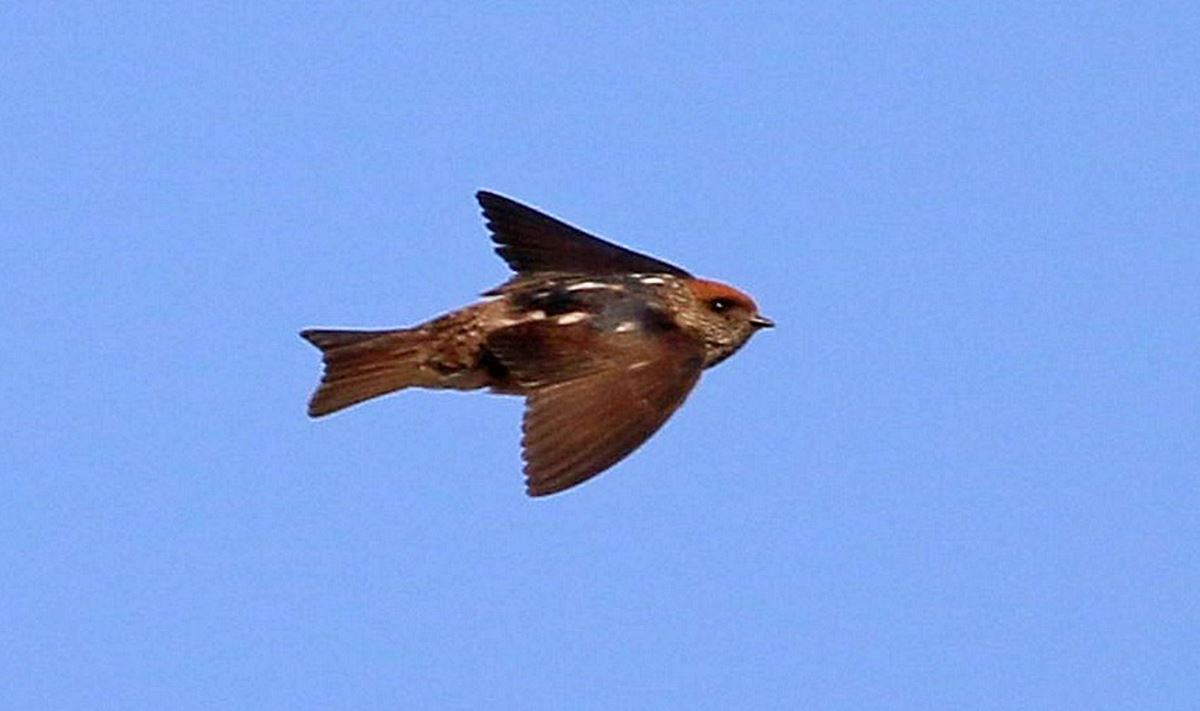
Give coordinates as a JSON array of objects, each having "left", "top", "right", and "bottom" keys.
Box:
[{"left": 677, "top": 278, "right": 773, "bottom": 367}]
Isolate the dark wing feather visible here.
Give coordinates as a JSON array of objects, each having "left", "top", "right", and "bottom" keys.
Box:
[
  {"left": 519, "top": 360, "right": 701, "bottom": 496},
  {"left": 477, "top": 191, "right": 691, "bottom": 278},
  {"left": 487, "top": 319, "right": 703, "bottom": 496}
]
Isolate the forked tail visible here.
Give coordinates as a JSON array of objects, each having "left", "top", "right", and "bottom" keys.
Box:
[{"left": 300, "top": 328, "right": 426, "bottom": 417}]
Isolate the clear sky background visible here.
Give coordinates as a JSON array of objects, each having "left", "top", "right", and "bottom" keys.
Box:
[{"left": 3, "top": 4, "right": 1197, "bottom": 709}]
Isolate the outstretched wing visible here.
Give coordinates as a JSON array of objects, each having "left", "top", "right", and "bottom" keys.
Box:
[
  {"left": 486, "top": 317, "right": 704, "bottom": 496},
  {"left": 477, "top": 191, "right": 691, "bottom": 278}
]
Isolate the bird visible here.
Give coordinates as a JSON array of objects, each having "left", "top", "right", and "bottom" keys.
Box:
[{"left": 301, "top": 191, "right": 773, "bottom": 496}]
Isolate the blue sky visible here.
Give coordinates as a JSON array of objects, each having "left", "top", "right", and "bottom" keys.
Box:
[{"left": 3, "top": 4, "right": 1197, "bottom": 709}]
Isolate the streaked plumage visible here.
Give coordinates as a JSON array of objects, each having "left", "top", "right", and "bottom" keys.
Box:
[{"left": 302, "top": 191, "right": 772, "bottom": 496}]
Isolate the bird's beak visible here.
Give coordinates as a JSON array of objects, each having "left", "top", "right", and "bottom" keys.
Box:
[{"left": 750, "top": 314, "right": 775, "bottom": 329}]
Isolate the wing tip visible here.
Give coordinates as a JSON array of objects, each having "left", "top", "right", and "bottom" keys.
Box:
[{"left": 476, "top": 189, "right": 509, "bottom": 211}]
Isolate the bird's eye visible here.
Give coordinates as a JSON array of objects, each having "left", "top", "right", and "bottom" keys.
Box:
[{"left": 709, "top": 298, "right": 733, "bottom": 313}]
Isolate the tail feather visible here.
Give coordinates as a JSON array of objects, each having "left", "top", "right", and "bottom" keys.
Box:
[{"left": 300, "top": 328, "right": 426, "bottom": 417}]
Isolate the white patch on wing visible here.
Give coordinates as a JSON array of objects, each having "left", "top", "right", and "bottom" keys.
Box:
[
  {"left": 614, "top": 321, "right": 637, "bottom": 332},
  {"left": 496, "top": 309, "right": 547, "bottom": 327},
  {"left": 628, "top": 360, "right": 652, "bottom": 371},
  {"left": 566, "top": 281, "right": 607, "bottom": 291},
  {"left": 638, "top": 276, "right": 666, "bottom": 285},
  {"left": 555, "top": 312, "right": 588, "bottom": 325}
]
